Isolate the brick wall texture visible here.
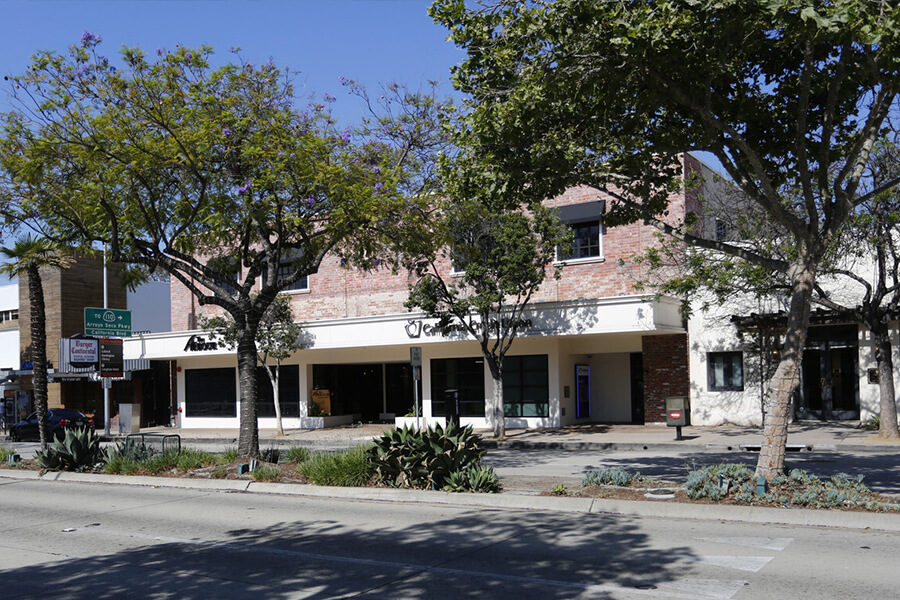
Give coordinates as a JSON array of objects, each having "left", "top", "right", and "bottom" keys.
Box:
[
  {"left": 170, "top": 157, "right": 701, "bottom": 330},
  {"left": 641, "top": 333, "right": 690, "bottom": 423}
]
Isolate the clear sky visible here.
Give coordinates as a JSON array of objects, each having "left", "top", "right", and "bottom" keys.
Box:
[{"left": 0, "top": 0, "right": 465, "bottom": 126}]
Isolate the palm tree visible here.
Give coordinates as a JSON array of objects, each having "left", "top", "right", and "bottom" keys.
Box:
[{"left": 0, "top": 236, "right": 72, "bottom": 449}]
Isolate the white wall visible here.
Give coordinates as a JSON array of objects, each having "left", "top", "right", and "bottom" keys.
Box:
[
  {"left": 0, "top": 279, "right": 18, "bottom": 311},
  {"left": 0, "top": 329, "right": 19, "bottom": 370}
]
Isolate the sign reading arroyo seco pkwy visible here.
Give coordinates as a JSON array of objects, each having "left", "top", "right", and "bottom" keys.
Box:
[{"left": 84, "top": 307, "right": 132, "bottom": 337}]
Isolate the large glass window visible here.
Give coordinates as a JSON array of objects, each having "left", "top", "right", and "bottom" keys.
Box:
[
  {"left": 184, "top": 367, "right": 236, "bottom": 417},
  {"left": 430, "top": 357, "right": 485, "bottom": 417},
  {"left": 256, "top": 364, "right": 300, "bottom": 417},
  {"left": 503, "top": 354, "right": 549, "bottom": 417},
  {"left": 707, "top": 352, "right": 744, "bottom": 391}
]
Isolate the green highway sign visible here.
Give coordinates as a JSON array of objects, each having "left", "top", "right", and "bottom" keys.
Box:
[{"left": 84, "top": 307, "right": 132, "bottom": 338}]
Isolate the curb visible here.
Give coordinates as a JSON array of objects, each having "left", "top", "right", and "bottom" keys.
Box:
[
  {"left": 82, "top": 437, "right": 900, "bottom": 454},
  {"left": 2, "top": 469, "right": 897, "bottom": 532}
]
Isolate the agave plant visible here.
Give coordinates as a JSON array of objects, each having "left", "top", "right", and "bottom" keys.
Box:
[
  {"left": 368, "top": 422, "right": 486, "bottom": 489},
  {"left": 35, "top": 427, "right": 104, "bottom": 472}
]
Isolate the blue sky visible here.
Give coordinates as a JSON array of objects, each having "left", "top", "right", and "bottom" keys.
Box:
[{"left": 0, "top": 0, "right": 464, "bottom": 126}]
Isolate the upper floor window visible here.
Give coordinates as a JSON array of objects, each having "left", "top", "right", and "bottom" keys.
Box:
[
  {"left": 562, "top": 220, "right": 601, "bottom": 260},
  {"left": 707, "top": 351, "right": 743, "bottom": 391},
  {"left": 262, "top": 261, "right": 309, "bottom": 292},
  {"left": 555, "top": 200, "right": 604, "bottom": 262},
  {"left": 0, "top": 309, "right": 18, "bottom": 323}
]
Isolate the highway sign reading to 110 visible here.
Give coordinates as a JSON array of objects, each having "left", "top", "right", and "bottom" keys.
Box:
[{"left": 84, "top": 307, "right": 132, "bottom": 338}]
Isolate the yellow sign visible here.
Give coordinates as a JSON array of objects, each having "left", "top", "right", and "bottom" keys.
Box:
[{"left": 310, "top": 389, "right": 331, "bottom": 415}]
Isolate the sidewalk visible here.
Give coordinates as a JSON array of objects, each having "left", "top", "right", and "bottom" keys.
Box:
[{"left": 126, "top": 421, "right": 900, "bottom": 453}]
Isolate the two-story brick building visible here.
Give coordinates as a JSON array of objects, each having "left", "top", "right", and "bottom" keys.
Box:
[{"left": 123, "top": 155, "right": 721, "bottom": 431}]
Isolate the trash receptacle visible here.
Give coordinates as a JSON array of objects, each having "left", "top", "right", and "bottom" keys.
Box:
[{"left": 665, "top": 396, "right": 690, "bottom": 427}]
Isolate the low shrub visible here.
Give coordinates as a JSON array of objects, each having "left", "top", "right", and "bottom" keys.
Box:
[
  {"left": 583, "top": 467, "right": 643, "bottom": 487},
  {"left": 104, "top": 455, "right": 140, "bottom": 475},
  {"left": 260, "top": 447, "right": 281, "bottom": 464},
  {"left": 252, "top": 464, "right": 280, "bottom": 481},
  {"left": 860, "top": 416, "right": 880, "bottom": 431},
  {"left": 35, "top": 427, "right": 104, "bottom": 472},
  {"left": 368, "top": 422, "right": 486, "bottom": 489},
  {"left": 443, "top": 465, "right": 502, "bottom": 493},
  {"left": 104, "top": 438, "right": 155, "bottom": 464},
  {"left": 298, "top": 446, "right": 373, "bottom": 487},
  {"left": 139, "top": 450, "right": 181, "bottom": 474},
  {"left": 284, "top": 446, "right": 311, "bottom": 464},
  {"left": 0, "top": 446, "right": 16, "bottom": 463},
  {"left": 685, "top": 464, "right": 900, "bottom": 511},
  {"left": 176, "top": 448, "right": 219, "bottom": 471},
  {"left": 550, "top": 483, "right": 569, "bottom": 496},
  {"left": 219, "top": 448, "right": 238, "bottom": 464},
  {"left": 210, "top": 465, "right": 227, "bottom": 479}
]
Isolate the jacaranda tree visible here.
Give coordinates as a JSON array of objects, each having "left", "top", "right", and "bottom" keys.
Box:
[{"left": 0, "top": 35, "right": 439, "bottom": 457}]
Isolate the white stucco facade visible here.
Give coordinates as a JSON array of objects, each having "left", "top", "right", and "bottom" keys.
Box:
[
  {"left": 124, "top": 295, "right": 684, "bottom": 429},
  {"left": 687, "top": 291, "right": 900, "bottom": 426}
]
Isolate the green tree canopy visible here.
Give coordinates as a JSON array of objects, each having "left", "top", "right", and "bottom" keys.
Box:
[
  {"left": 432, "top": 0, "right": 900, "bottom": 476},
  {"left": 0, "top": 37, "right": 444, "bottom": 456}
]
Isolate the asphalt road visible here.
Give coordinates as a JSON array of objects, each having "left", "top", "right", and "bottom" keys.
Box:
[{"left": 0, "top": 478, "right": 897, "bottom": 599}]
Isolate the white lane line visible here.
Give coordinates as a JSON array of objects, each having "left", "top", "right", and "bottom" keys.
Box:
[
  {"left": 693, "top": 555, "right": 775, "bottom": 572},
  {"left": 73, "top": 527, "right": 748, "bottom": 599},
  {"left": 696, "top": 537, "right": 793, "bottom": 551}
]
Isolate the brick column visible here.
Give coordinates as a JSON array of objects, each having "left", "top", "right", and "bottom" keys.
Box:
[{"left": 642, "top": 334, "right": 689, "bottom": 423}]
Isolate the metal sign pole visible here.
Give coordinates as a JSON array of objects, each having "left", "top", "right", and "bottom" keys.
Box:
[
  {"left": 410, "top": 347, "right": 422, "bottom": 430},
  {"left": 103, "top": 244, "right": 110, "bottom": 437}
]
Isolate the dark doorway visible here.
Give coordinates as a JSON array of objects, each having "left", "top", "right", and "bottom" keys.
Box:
[
  {"left": 385, "top": 363, "right": 418, "bottom": 417},
  {"left": 312, "top": 364, "right": 384, "bottom": 422},
  {"left": 799, "top": 325, "right": 859, "bottom": 420},
  {"left": 630, "top": 352, "right": 644, "bottom": 424}
]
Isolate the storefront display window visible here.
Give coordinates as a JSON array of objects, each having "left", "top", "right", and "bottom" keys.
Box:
[
  {"left": 184, "top": 367, "right": 236, "bottom": 417},
  {"left": 503, "top": 354, "right": 549, "bottom": 417}
]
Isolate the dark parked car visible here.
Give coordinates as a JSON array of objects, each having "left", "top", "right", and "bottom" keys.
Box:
[{"left": 9, "top": 409, "right": 95, "bottom": 442}]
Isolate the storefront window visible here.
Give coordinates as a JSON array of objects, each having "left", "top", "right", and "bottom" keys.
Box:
[
  {"left": 503, "top": 355, "right": 549, "bottom": 417},
  {"left": 431, "top": 357, "right": 485, "bottom": 418},
  {"left": 256, "top": 365, "right": 300, "bottom": 417},
  {"left": 184, "top": 367, "right": 236, "bottom": 417}
]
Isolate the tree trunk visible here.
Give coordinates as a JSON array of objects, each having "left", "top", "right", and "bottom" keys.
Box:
[
  {"left": 486, "top": 358, "right": 505, "bottom": 438},
  {"left": 264, "top": 362, "right": 284, "bottom": 437},
  {"left": 27, "top": 266, "right": 50, "bottom": 449},
  {"left": 871, "top": 320, "right": 900, "bottom": 439},
  {"left": 236, "top": 328, "right": 260, "bottom": 458},
  {"left": 756, "top": 259, "right": 816, "bottom": 480}
]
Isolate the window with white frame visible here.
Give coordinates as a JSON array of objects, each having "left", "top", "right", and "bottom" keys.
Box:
[
  {"left": 707, "top": 351, "right": 744, "bottom": 391},
  {"left": 555, "top": 200, "right": 604, "bottom": 261},
  {"left": 0, "top": 309, "right": 18, "bottom": 324},
  {"left": 262, "top": 257, "right": 309, "bottom": 292}
]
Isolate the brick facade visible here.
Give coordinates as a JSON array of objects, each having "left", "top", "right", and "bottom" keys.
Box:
[
  {"left": 641, "top": 333, "right": 690, "bottom": 422},
  {"left": 18, "top": 257, "right": 127, "bottom": 409},
  {"left": 169, "top": 157, "right": 702, "bottom": 330}
]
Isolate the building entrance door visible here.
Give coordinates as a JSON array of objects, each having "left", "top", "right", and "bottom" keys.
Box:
[{"left": 799, "top": 325, "right": 859, "bottom": 420}]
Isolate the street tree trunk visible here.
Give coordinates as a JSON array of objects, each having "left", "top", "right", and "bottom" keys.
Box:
[
  {"left": 756, "top": 259, "right": 817, "bottom": 480},
  {"left": 264, "top": 362, "right": 285, "bottom": 437},
  {"left": 871, "top": 321, "right": 900, "bottom": 439},
  {"left": 236, "top": 327, "right": 260, "bottom": 458},
  {"left": 27, "top": 266, "right": 50, "bottom": 449},
  {"left": 486, "top": 358, "right": 505, "bottom": 438}
]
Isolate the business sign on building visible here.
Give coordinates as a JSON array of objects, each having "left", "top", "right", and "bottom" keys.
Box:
[
  {"left": 99, "top": 338, "right": 124, "bottom": 378},
  {"left": 85, "top": 307, "right": 132, "bottom": 338},
  {"left": 68, "top": 338, "right": 99, "bottom": 367}
]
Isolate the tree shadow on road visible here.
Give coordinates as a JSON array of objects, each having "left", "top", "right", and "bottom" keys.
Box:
[{"left": 1, "top": 498, "right": 703, "bottom": 599}]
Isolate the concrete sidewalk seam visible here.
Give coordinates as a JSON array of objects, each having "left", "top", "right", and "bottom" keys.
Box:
[{"left": 1, "top": 468, "right": 897, "bottom": 532}]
